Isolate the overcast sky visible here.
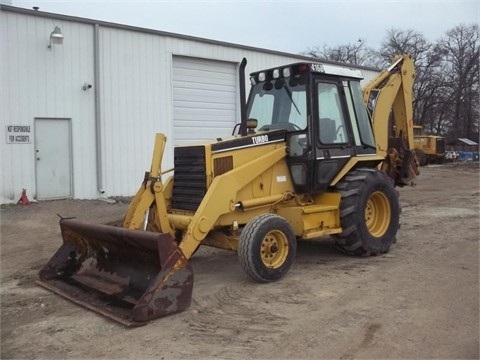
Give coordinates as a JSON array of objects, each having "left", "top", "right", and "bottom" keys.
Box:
[{"left": 11, "top": 0, "right": 480, "bottom": 55}]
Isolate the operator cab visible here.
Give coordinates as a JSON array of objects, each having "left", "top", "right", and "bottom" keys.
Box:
[{"left": 246, "top": 62, "right": 378, "bottom": 194}]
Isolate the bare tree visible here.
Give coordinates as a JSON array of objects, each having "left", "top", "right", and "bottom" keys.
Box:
[
  {"left": 380, "top": 29, "right": 446, "bottom": 134},
  {"left": 438, "top": 24, "right": 479, "bottom": 141},
  {"left": 304, "top": 39, "right": 382, "bottom": 67},
  {"left": 380, "top": 29, "right": 432, "bottom": 65}
]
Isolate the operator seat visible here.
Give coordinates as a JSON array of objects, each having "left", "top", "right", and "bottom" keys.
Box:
[{"left": 320, "top": 118, "right": 336, "bottom": 143}]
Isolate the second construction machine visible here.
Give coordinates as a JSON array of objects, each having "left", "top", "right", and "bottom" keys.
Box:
[
  {"left": 38, "top": 55, "right": 418, "bottom": 326},
  {"left": 413, "top": 125, "right": 446, "bottom": 165}
]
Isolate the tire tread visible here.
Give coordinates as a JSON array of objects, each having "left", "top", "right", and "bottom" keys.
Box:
[{"left": 333, "top": 169, "right": 400, "bottom": 256}]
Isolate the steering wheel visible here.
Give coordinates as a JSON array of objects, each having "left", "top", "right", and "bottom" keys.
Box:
[
  {"left": 336, "top": 125, "right": 344, "bottom": 136},
  {"left": 288, "top": 122, "right": 302, "bottom": 131}
]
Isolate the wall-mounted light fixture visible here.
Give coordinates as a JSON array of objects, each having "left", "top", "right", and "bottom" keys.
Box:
[{"left": 48, "top": 26, "right": 63, "bottom": 50}]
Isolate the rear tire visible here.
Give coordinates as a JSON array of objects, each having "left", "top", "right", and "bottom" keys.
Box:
[
  {"left": 239, "top": 214, "right": 296, "bottom": 282},
  {"left": 333, "top": 169, "right": 400, "bottom": 256}
]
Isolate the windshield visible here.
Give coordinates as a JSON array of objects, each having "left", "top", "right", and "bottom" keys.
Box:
[{"left": 246, "top": 77, "right": 308, "bottom": 132}]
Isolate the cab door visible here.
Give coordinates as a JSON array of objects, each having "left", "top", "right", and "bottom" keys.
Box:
[{"left": 312, "top": 79, "right": 354, "bottom": 192}]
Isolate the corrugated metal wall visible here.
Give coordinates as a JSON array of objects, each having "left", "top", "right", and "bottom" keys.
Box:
[
  {"left": 98, "top": 28, "right": 171, "bottom": 196},
  {"left": 1, "top": 10, "right": 96, "bottom": 203},
  {"left": 97, "top": 29, "right": 319, "bottom": 197},
  {"left": 1, "top": 6, "right": 380, "bottom": 203}
]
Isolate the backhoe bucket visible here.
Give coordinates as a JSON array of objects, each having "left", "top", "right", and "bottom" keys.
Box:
[{"left": 37, "top": 219, "right": 193, "bottom": 327}]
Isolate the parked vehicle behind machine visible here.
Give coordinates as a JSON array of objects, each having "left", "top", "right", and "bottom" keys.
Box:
[
  {"left": 413, "top": 125, "right": 446, "bottom": 165},
  {"left": 38, "top": 55, "right": 418, "bottom": 326}
]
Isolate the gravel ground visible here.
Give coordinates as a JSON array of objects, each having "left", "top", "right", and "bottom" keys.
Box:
[{"left": 1, "top": 162, "right": 478, "bottom": 359}]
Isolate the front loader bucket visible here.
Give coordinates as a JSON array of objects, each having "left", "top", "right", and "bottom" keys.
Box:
[{"left": 37, "top": 219, "right": 193, "bottom": 327}]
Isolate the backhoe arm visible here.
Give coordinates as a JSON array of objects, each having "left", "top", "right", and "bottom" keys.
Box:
[{"left": 362, "top": 54, "right": 418, "bottom": 185}]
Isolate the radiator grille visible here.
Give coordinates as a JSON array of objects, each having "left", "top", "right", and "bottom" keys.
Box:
[{"left": 172, "top": 146, "right": 206, "bottom": 211}]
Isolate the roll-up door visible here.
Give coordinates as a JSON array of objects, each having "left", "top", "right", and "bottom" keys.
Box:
[{"left": 172, "top": 56, "right": 237, "bottom": 146}]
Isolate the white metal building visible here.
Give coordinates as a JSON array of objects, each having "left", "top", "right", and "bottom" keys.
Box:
[{"left": 0, "top": 5, "right": 379, "bottom": 204}]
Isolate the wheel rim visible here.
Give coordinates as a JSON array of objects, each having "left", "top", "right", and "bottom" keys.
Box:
[
  {"left": 260, "top": 230, "right": 289, "bottom": 269},
  {"left": 365, "top": 191, "right": 391, "bottom": 237}
]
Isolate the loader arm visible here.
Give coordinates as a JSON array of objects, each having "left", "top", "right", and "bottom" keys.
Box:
[
  {"left": 123, "top": 135, "right": 288, "bottom": 260},
  {"left": 362, "top": 54, "right": 419, "bottom": 185},
  {"left": 178, "top": 145, "right": 287, "bottom": 259},
  {"left": 122, "top": 133, "right": 174, "bottom": 236}
]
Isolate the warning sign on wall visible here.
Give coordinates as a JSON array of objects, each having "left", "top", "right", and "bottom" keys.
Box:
[{"left": 6, "top": 125, "right": 31, "bottom": 144}]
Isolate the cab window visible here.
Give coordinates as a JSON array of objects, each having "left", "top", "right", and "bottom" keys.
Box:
[
  {"left": 317, "top": 82, "right": 348, "bottom": 144},
  {"left": 247, "top": 79, "right": 307, "bottom": 132}
]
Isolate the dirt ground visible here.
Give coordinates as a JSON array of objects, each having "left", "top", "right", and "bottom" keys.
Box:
[{"left": 1, "top": 162, "right": 479, "bottom": 359}]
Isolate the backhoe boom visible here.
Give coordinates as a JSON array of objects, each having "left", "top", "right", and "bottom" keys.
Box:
[{"left": 362, "top": 54, "right": 418, "bottom": 185}]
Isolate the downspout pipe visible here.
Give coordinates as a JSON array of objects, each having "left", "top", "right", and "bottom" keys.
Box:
[{"left": 94, "top": 24, "right": 105, "bottom": 194}]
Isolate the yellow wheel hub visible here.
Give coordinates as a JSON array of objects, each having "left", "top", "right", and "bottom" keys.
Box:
[
  {"left": 260, "top": 230, "right": 289, "bottom": 269},
  {"left": 365, "top": 191, "right": 391, "bottom": 237}
]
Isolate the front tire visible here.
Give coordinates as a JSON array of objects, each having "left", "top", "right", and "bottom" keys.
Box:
[
  {"left": 416, "top": 150, "right": 427, "bottom": 166},
  {"left": 238, "top": 214, "right": 296, "bottom": 282},
  {"left": 333, "top": 169, "right": 400, "bottom": 256}
]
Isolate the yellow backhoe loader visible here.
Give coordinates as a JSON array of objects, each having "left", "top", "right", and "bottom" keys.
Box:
[
  {"left": 413, "top": 125, "right": 446, "bottom": 165},
  {"left": 38, "top": 55, "right": 418, "bottom": 326}
]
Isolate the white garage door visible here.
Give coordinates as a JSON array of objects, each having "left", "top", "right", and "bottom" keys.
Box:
[{"left": 172, "top": 56, "right": 238, "bottom": 146}]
